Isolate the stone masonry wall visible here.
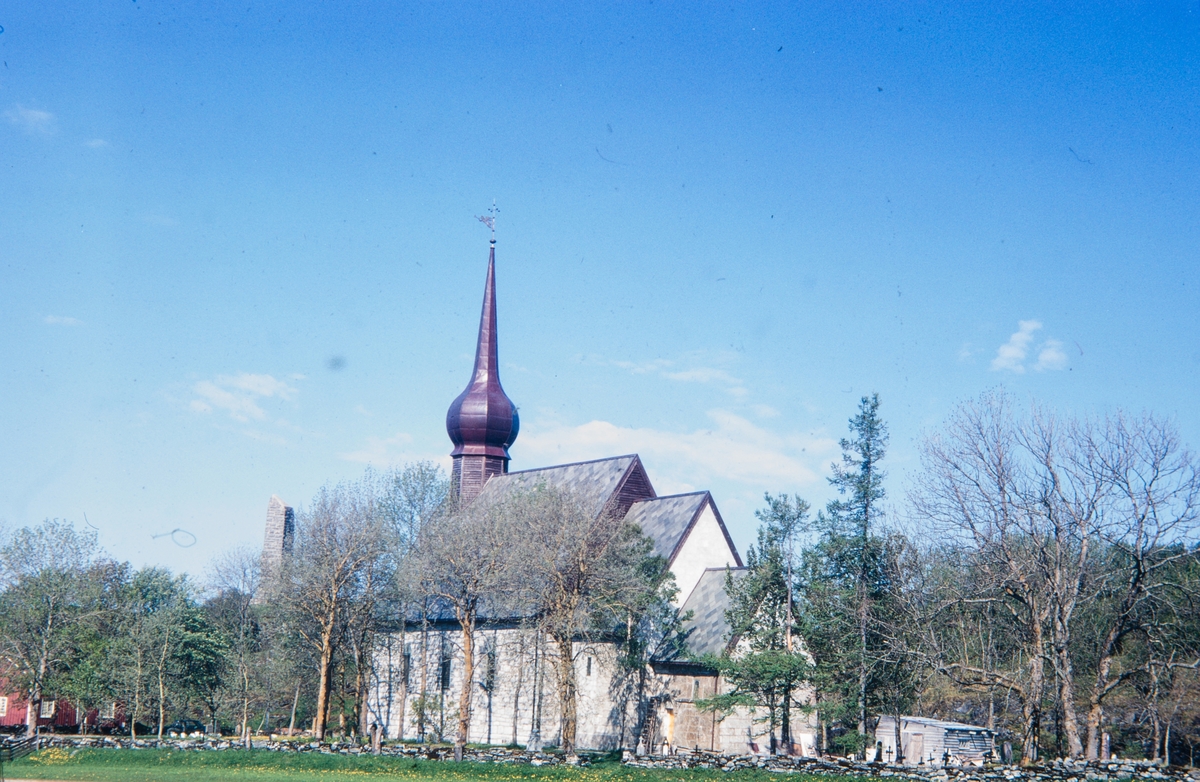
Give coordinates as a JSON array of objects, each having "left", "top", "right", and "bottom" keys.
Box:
[
  {"left": 626, "top": 750, "right": 1200, "bottom": 782},
  {"left": 21, "top": 736, "right": 1200, "bottom": 782}
]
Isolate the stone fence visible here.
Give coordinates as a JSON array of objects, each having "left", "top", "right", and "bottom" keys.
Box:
[
  {"left": 18, "top": 736, "right": 1200, "bottom": 780},
  {"left": 626, "top": 750, "right": 1200, "bottom": 782},
  {"left": 27, "top": 735, "right": 576, "bottom": 765}
]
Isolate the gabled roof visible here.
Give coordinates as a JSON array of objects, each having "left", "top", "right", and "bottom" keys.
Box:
[
  {"left": 880, "top": 715, "right": 995, "bottom": 734},
  {"left": 655, "top": 566, "right": 747, "bottom": 663},
  {"left": 624, "top": 492, "right": 709, "bottom": 563},
  {"left": 625, "top": 491, "right": 744, "bottom": 569},
  {"left": 475, "top": 455, "right": 655, "bottom": 519}
]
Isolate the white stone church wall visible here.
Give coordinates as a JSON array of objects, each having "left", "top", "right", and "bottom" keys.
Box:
[
  {"left": 368, "top": 628, "right": 649, "bottom": 750},
  {"left": 669, "top": 503, "right": 740, "bottom": 605},
  {"left": 369, "top": 627, "right": 814, "bottom": 756}
]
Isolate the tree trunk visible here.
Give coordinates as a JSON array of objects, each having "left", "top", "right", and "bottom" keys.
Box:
[
  {"left": 418, "top": 607, "right": 429, "bottom": 741},
  {"left": 857, "top": 575, "right": 869, "bottom": 756},
  {"left": 131, "top": 647, "right": 144, "bottom": 739},
  {"left": 241, "top": 666, "right": 251, "bottom": 739},
  {"left": 287, "top": 680, "right": 300, "bottom": 736},
  {"left": 1085, "top": 627, "right": 1123, "bottom": 758},
  {"left": 455, "top": 607, "right": 476, "bottom": 761},
  {"left": 781, "top": 684, "right": 792, "bottom": 754},
  {"left": 1057, "top": 645, "right": 1084, "bottom": 757},
  {"left": 396, "top": 624, "right": 407, "bottom": 741},
  {"left": 157, "top": 624, "right": 171, "bottom": 740},
  {"left": 353, "top": 633, "right": 372, "bottom": 740},
  {"left": 511, "top": 632, "right": 526, "bottom": 746},
  {"left": 1021, "top": 612, "right": 1046, "bottom": 766},
  {"left": 894, "top": 711, "right": 904, "bottom": 763},
  {"left": 314, "top": 617, "right": 337, "bottom": 740},
  {"left": 554, "top": 633, "right": 577, "bottom": 755},
  {"left": 1150, "top": 665, "right": 1163, "bottom": 763},
  {"left": 26, "top": 691, "right": 40, "bottom": 738}
]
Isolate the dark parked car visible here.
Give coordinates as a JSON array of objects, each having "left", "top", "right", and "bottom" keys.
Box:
[{"left": 164, "top": 719, "right": 207, "bottom": 737}]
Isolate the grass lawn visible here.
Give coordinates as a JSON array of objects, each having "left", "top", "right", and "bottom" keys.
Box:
[{"left": 1, "top": 747, "right": 871, "bottom": 782}]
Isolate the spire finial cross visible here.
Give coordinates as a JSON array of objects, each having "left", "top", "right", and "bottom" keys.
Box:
[{"left": 476, "top": 200, "right": 499, "bottom": 244}]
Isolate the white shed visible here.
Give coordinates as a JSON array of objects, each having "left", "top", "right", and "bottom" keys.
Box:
[{"left": 876, "top": 716, "right": 995, "bottom": 767}]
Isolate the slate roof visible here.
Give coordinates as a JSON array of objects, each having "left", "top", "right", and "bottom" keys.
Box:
[
  {"left": 475, "top": 455, "right": 646, "bottom": 518},
  {"left": 656, "top": 566, "right": 747, "bottom": 663},
  {"left": 881, "top": 716, "right": 995, "bottom": 734},
  {"left": 624, "top": 492, "right": 709, "bottom": 563}
]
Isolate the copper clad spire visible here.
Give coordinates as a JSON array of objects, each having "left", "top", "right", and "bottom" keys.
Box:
[{"left": 446, "top": 239, "right": 519, "bottom": 502}]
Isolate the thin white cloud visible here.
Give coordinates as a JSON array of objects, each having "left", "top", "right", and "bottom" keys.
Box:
[
  {"left": 83, "top": 139, "right": 108, "bottom": 148},
  {"left": 5, "top": 105, "right": 56, "bottom": 134},
  {"left": 519, "top": 410, "right": 836, "bottom": 494},
  {"left": 611, "top": 358, "right": 673, "bottom": 375},
  {"left": 611, "top": 356, "right": 749, "bottom": 397},
  {"left": 43, "top": 315, "right": 83, "bottom": 326},
  {"left": 339, "top": 432, "right": 415, "bottom": 464},
  {"left": 189, "top": 373, "right": 298, "bottom": 422},
  {"left": 1035, "top": 340, "right": 1068, "bottom": 371},
  {"left": 991, "top": 320, "right": 1042, "bottom": 373},
  {"left": 223, "top": 373, "right": 298, "bottom": 400},
  {"left": 663, "top": 367, "right": 739, "bottom": 384}
]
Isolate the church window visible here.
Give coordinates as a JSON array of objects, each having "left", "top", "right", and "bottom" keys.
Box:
[
  {"left": 484, "top": 645, "right": 498, "bottom": 691},
  {"left": 439, "top": 655, "right": 452, "bottom": 691},
  {"left": 40, "top": 700, "right": 56, "bottom": 718},
  {"left": 402, "top": 646, "right": 412, "bottom": 688},
  {"left": 0, "top": 696, "right": 7, "bottom": 717},
  {"left": 586, "top": 657, "right": 592, "bottom": 676},
  {"left": 692, "top": 679, "right": 701, "bottom": 700}
]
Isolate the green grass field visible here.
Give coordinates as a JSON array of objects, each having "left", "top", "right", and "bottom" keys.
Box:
[{"left": 1, "top": 747, "right": 867, "bottom": 782}]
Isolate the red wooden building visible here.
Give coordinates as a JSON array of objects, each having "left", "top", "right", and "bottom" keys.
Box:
[{"left": 0, "top": 681, "right": 122, "bottom": 734}]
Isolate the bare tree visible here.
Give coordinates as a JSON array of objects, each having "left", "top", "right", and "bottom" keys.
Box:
[
  {"left": 207, "top": 547, "right": 262, "bottom": 738},
  {"left": 378, "top": 462, "right": 449, "bottom": 740},
  {"left": 910, "top": 392, "right": 1057, "bottom": 764},
  {"left": 278, "top": 479, "right": 387, "bottom": 740},
  {"left": 910, "top": 392, "right": 1200, "bottom": 763},
  {"left": 1078, "top": 412, "right": 1200, "bottom": 758},
  {"left": 411, "top": 494, "right": 517, "bottom": 760},
  {"left": 513, "top": 484, "right": 661, "bottom": 756}
]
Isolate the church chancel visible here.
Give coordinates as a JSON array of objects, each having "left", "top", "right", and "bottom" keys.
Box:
[{"left": 365, "top": 236, "right": 818, "bottom": 754}]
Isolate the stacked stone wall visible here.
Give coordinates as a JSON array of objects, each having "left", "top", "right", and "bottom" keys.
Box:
[
  {"left": 625, "top": 750, "right": 1200, "bottom": 782},
  {"left": 24, "top": 736, "right": 1200, "bottom": 782}
]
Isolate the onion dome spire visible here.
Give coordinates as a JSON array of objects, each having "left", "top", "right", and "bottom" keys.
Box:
[{"left": 445, "top": 236, "right": 519, "bottom": 502}]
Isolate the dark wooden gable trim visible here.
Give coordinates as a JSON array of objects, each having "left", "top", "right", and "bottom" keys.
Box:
[
  {"left": 668, "top": 493, "right": 745, "bottom": 567},
  {"left": 606, "top": 455, "right": 656, "bottom": 519}
]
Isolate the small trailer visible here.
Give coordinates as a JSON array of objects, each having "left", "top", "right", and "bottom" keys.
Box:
[{"left": 876, "top": 716, "right": 995, "bottom": 767}]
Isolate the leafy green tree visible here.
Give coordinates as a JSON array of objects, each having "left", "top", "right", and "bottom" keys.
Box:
[
  {"left": 0, "top": 519, "right": 106, "bottom": 736},
  {"left": 109, "top": 568, "right": 226, "bottom": 737},
  {"left": 703, "top": 515, "right": 811, "bottom": 755}
]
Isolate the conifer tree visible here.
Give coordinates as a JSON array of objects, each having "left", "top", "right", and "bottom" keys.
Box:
[
  {"left": 704, "top": 497, "right": 811, "bottom": 755},
  {"left": 799, "top": 393, "right": 895, "bottom": 757}
]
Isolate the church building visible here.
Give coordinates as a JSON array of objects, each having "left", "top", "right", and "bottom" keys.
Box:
[{"left": 364, "top": 236, "right": 818, "bottom": 754}]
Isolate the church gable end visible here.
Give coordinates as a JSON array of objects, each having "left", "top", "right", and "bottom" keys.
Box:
[
  {"left": 606, "top": 455, "right": 656, "bottom": 519},
  {"left": 624, "top": 492, "right": 708, "bottom": 562},
  {"left": 666, "top": 494, "right": 743, "bottom": 605}
]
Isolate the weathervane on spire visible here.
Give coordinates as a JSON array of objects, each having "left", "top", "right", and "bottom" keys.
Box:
[{"left": 476, "top": 200, "right": 498, "bottom": 244}]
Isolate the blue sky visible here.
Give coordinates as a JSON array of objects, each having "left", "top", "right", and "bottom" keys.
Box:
[{"left": 2, "top": 2, "right": 1198, "bottom": 576}]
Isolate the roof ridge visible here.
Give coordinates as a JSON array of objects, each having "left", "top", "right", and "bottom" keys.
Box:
[
  {"left": 630, "top": 490, "right": 709, "bottom": 503},
  {"left": 500, "top": 454, "right": 639, "bottom": 476}
]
